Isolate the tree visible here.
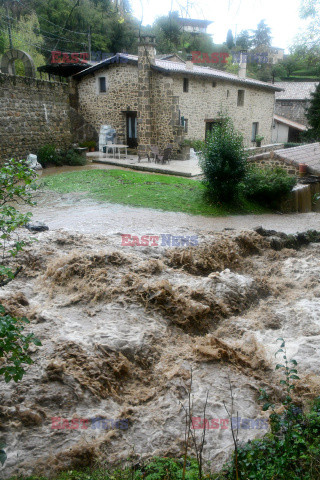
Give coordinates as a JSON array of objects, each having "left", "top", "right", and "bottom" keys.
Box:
[
  {"left": 226, "top": 29, "right": 234, "bottom": 49},
  {"left": 305, "top": 82, "right": 320, "bottom": 140},
  {"left": 199, "top": 118, "right": 248, "bottom": 203},
  {"left": 251, "top": 19, "right": 272, "bottom": 48},
  {"left": 282, "top": 55, "right": 299, "bottom": 77},
  {"left": 0, "top": 160, "right": 41, "bottom": 382},
  {"left": 236, "top": 29, "right": 252, "bottom": 49}
]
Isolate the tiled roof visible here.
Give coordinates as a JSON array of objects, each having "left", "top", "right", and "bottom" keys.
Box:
[
  {"left": 274, "top": 114, "right": 307, "bottom": 131},
  {"left": 74, "top": 53, "right": 282, "bottom": 91},
  {"left": 275, "top": 143, "right": 320, "bottom": 175},
  {"left": 152, "top": 60, "right": 282, "bottom": 91},
  {"left": 275, "top": 82, "right": 318, "bottom": 100}
]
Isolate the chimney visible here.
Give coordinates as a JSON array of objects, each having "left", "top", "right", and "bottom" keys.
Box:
[
  {"left": 239, "top": 50, "right": 247, "bottom": 78},
  {"left": 138, "top": 35, "right": 156, "bottom": 65},
  {"left": 137, "top": 35, "right": 156, "bottom": 158},
  {"left": 185, "top": 53, "right": 194, "bottom": 70}
]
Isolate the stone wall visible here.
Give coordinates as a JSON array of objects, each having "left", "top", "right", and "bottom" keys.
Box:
[
  {"left": 247, "top": 151, "right": 299, "bottom": 176},
  {"left": 0, "top": 73, "right": 72, "bottom": 161},
  {"left": 173, "top": 74, "right": 276, "bottom": 147},
  {"left": 246, "top": 143, "right": 285, "bottom": 156},
  {"left": 275, "top": 100, "right": 309, "bottom": 126}
]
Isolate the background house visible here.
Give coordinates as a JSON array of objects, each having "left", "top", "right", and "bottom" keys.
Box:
[
  {"left": 275, "top": 82, "right": 319, "bottom": 126},
  {"left": 176, "top": 18, "right": 212, "bottom": 35}
]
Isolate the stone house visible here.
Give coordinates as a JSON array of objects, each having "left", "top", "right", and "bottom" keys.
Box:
[
  {"left": 73, "top": 35, "right": 281, "bottom": 157},
  {"left": 275, "top": 82, "right": 318, "bottom": 126}
]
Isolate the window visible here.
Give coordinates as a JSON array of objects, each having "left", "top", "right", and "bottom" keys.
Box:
[
  {"left": 183, "top": 78, "right": 189, "bottom": 92},
  {"left": 212, "top": 81, "right": 217, "bottom": 88},
  {"left": 227, "top": 89, "right": 230, "bottom": 98},
  {"left": 99, "top": 77, "right": 107, "bottom": 93},
  {"left": 237, "top": 89, "right": 245, "bottom": 106},
  {"left": 251, "top": 122, "right": 259, "bottom": 142}
]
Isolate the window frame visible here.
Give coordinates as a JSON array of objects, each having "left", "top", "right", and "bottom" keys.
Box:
[
  {"left": 98, "top": 76, "right": 107, "bottom": 94},
  {"left": 237, "top": 89, "right": 245, "bottom": 106},
  {"left": 251, "top": 122, "right": 259, "bottom": 142}
]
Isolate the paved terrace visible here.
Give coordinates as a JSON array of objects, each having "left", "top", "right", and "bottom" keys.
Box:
[{"left": 87, "top": 152, "right": 203, "bottom": 177}]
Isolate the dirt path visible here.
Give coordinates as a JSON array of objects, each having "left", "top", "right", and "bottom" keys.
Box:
[{"left": 28, "top": 190, "right": 320, "bottom": 236}]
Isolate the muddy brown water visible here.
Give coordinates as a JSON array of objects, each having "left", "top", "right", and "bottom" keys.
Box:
[{"left": 1, "top": 187, "right": 320, "bottom": 478}]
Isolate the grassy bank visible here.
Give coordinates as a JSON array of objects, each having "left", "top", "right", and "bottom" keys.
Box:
[{"left": 41, "top": 170, "right": 267, "bottom": 216}]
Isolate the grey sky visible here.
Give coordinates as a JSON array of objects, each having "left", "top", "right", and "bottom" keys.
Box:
[{"left": 132, "top": 0, "right": 308, "bottom": 52}]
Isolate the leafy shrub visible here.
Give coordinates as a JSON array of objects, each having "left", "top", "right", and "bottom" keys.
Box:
[
  {"left": 191, "top": 139, "right": 205, "bottom": 153},
  {"left": 218, "top": 340, "right": 320, "bottom": 480},
  {"left": 241, "top": 166, "right": 296, "bottom": 207},
  {"left": 0, "top": 305, "right": 41, "bottom": 382},
  {"left": 37, "top": 144, "right": 62, "bottom": 168},
  {"left": 0, "top": 160, "right": 41, "bottom": 381},
  {"left": 79, "top": 140, "right": 96, "bottom": 150},
  {"left": 284, "top": 142, "right": 302, "bottom": 149},
  {"left": 199, "top": 119, "right": 247, "bottom": 203},
  {"left": 38, "top": 145, "right": 87, "bottom": 167},
  {"left": 63, "top": 149, "right": 87, "bottom": 166}
]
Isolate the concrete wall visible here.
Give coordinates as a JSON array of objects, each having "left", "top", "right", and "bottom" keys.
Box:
[
  {"left": 173, "top": 74, "right": 276, "bottom": 146},
  {"left": 275, "top": 100, "right": 309, "bottom": 126},
  {"left": 0, "top": 73, "right": 72, "bottom": 161}
]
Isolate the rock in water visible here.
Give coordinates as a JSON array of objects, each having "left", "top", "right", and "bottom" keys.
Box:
[{"left": 25, "top": 222, "right": 49, "bottom": 232}]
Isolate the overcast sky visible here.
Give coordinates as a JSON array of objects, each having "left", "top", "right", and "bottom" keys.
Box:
[{"left": 131, "top": 0, "right": 308, "bottom": 52}]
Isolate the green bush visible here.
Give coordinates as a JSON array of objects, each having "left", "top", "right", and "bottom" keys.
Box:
[
  {"left": 37, "top": 144, "right": 61, "bottom": 167},
  {"left": 63, "top": 148, "right": 87, "bottom": 166},
  {"left": 79, "top": 140, "right": 96, "bottom": 150},
  {"left": 199, "top": 119, "right": 247, "bottom": 203},
  {"left": 37, "top": 146, "right": 87, "bottom": 167},
  {"left": 217, "top": 340, "right": 320, "bottom": 480},
  {"left": 241, "top": 166, "right": 296, "bottom": 207}
]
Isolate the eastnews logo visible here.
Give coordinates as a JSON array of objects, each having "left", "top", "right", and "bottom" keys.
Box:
[
  {"left": 191, "top": 51, "right": 269, "bottom": 65},
  {"left": 192, "top": 417, "right": 268, "bottom": 430},
  {"left": 121, "top": 234, "right": 199, "bottom": 247}
]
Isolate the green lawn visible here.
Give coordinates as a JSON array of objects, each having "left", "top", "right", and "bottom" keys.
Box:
[{"left": 40, "top": 169, "right": 267, "bottom": 216}]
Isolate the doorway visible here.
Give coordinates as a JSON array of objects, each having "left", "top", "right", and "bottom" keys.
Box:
[{"left": 126, "top": 112, "right": 138, "bottom": 148}]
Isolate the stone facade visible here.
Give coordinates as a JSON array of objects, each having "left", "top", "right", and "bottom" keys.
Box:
[
  {"left": 275, "top": 100, "right": 309, "bottom": 126},
  {"left": 173, "top": 74, "right": 275, "bottom": 146},
  {"left": 76, "top": 63, "right": 139, "bottom": 145},
  {"left": 0, "top": 73, "right": 72, "bottom": 161},
  {"left": 247, "top": 152, "right": 299, "bottom": 176},
  {"left": 75, "top": 37, "right": 279, "bottom": 155}
]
